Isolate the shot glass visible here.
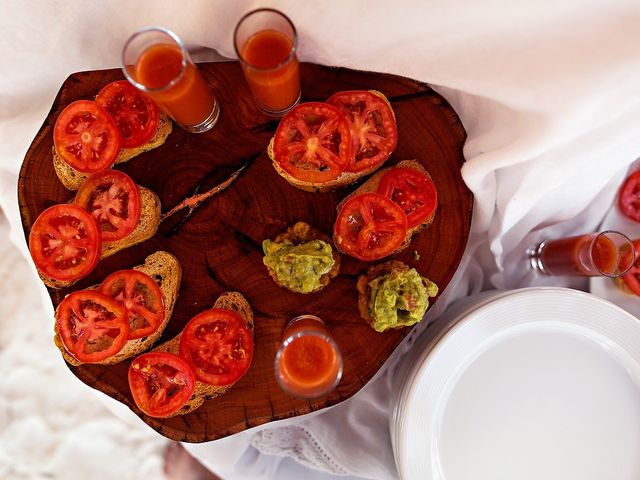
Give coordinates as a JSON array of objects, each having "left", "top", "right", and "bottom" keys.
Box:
[
  {"left": 234, "top": 8, "right": 301, "bottom": 116},
  {"left": 528, "top": 230, "right": 635, "bottom": 277},
  {"left": 122, "top": 27, "right": 220, "bottom": 133},
  {"left": 275, "top": 315, "right": 343, "bottom": 399}
]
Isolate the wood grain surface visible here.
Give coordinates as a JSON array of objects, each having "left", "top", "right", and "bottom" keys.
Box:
[{"left": 17, "top": 61, "right": 472, "bottom": 442}]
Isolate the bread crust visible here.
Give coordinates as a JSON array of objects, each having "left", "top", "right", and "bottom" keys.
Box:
[
  {"left": 264, "top": 222, "right": 341, "bottom": 294},
  {"left": 152, "top": 292, "right": 255, "bottom": 417},
  {"left": 333, "top": 159, "right": 437, "bottom": 258},
  {"left": 53, "top": 251, "right": 182, "bottom": 366}
]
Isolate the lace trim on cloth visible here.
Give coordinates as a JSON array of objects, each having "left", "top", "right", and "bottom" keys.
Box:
[{"left": 251, "top": 425, "right": 351, "bottom": 476}]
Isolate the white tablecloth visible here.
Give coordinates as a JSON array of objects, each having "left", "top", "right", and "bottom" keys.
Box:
[{"left": 2, "top": 1, "right": 640, "bottom": 479}]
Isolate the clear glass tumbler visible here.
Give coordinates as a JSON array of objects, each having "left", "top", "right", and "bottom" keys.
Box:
[
  {"left": 528, "top": 230, "right": 635, "bottom": 277},
  {"left": 234, "top": 8, "right": 301, "bottom": 117},
  {"left": 122, "top": 27, "right": 220, "bottom": 133},
  {"left": 275, "top": 315, "right": 343, "bottom": 399}
]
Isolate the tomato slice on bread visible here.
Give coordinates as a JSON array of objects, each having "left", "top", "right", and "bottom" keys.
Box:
[
  {"left": 179, "top": 308, "right": 254, "bottom": 386},
  {"left": 129, "top": 352, "right": 195, "bottom": 418},
  {"left": 74, "top": 169, "right": 141, "bottom": 242},
  {"left": 327, "top": 90, "right": 397, "bottom": 173},
  {"left": 53, "top": 100, "right": 121, "bottom": 173},
  {"left": 29, "top": 204, "right": 101, "bottom": 282},
  {"left": 100, "top": 270, "right": 164, "bottom": 339},
  {"left": 96, "top": 80, "right": 159, "bottom": 149},
  {"left": 378, "top": 167, "right": 437, "bottom": 228},
  {"left": 55, "top": 290, "right": 129, "bottom": 363},
  {"left": 334, "top": 192, "right": 408, "bottom": 261},
  {"left": 619, "top": 171, "right": 640, "bottom": 223},
  {"left": 273, "top": 102, "right": 351, "bottom": 183}
]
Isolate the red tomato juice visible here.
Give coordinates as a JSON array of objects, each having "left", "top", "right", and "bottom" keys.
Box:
[
  {"left": 540, "top": 233, "right": 618, "bottom": 276},
  {"left": 240, "top": 29, "right": 300, "bottom": 112},
  {"left": 277, "top": 317, "right": 340, "bottom": 397},
  {"left": 134, "top": 44, "right": 215, "bottom": 126}
]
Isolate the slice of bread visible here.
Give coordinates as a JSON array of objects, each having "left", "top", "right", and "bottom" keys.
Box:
[
  {"left": 263, "top": 221, "right": 341, "bottom": 294},
  {"left": 53, "top": 112, "right": 172, "bottom": 191},
  {"left": 153, "top": 291, "right": 254, "bottom": 417},
  {"left": 267, "top": 90, "right": 395, "bottom": 193},
  {"left": 333, "top": 159, "right": 437, "bottom": 257},
  {"left": 37, "top": 185, "right": 162, "bottom": 289},
  {"left": 53, "top": 251, "right": 182, "bottom": 365}
]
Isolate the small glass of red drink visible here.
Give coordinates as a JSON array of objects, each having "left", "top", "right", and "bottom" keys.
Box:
[
  {"left": 275, "top": 315, "right": 343, "bottom": 399},
  {"left": 528, "top": 230, "right": 635, "bottom": 277},
  {"left": 121, "top": 27, "right": 220, "bottom": 133},
  {"left": 234, "top": 8, "right": 301, "bottom": 117}
]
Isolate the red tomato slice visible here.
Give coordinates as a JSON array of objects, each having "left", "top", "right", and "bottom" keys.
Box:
[
  {"left": 28, "top": 204, "right": 101, "bottom": 282},
  {"left": 96, "top": 80, "right": 159, "bottom": 149},
  {"left": 179, "top": 308, "right": 254, "bottom": 386},
  {"left": 53, "top": 100, "right": 121, "bottom": 173},
  {"left": 56, "top": 290, "right": 129, "bottom": 363},
  {"left": 74, "top": 169, "right": 141, "bottom": 242},
  {"left": 327, "top": 90, "right": 397, "bottom": 173},
  {"left": 619, "top": 171, "right": 640, "bottom": 223},
  {"left": 333, "top": 192, "right": 408, "bottom": 261},
  {"left": 621, "top": 239, "right": 640, "bottom": 295},
  {"left": 273, "top": 102, "right": 351, "bottom": 183},
  {"left": 129, "top": 352, "right": 195, "bottom": 418},
  {"left": 377, "top": 167, "right": 438, "bottom": 228},
  {"left": 100, "top": 270, "right": 165, "bottom": 340}
]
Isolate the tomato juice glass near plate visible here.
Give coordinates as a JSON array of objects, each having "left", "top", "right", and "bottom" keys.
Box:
[
  {"left": 275, "top": 315, "right": 343, "bottom": 399},
  {"left": 122, "top": 27, "right": 220, "bottom": 133},
  {"left": 234, "top": 8, "right": 301, "bottom": 116},
  {"left": 528, "top": 230, "right": 635, "bottom": 277}
]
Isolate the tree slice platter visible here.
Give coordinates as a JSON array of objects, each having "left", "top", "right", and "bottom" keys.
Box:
[{"left": 17, "top": 62, "right": 472, "bottom": 443}]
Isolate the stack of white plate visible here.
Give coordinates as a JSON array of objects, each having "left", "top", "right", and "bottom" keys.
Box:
[{"left": 390, "top": 287, "right": 640, "bottom": 480}]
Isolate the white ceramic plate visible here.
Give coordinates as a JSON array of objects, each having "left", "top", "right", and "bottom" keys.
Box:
[{"left": 395, "top": 288, "right": 640, "bottom": 480}]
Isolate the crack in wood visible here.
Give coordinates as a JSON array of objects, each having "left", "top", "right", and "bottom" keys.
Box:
[
  {"left": 161, "top": 151, "right": 261, "bottom": 236},
  {"left": 387, "top": 90, "right": 433, "bottom": 103},
  {"left": 234, "top": 229, "right": 263, "bottom": 255},
  {"left": 204, "top": 261, "right": 235, "bottom": 292}
]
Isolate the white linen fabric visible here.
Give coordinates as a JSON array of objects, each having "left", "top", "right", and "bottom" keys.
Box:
[{"left": 2, "top": 1, "right": 640, "bottom": 479}]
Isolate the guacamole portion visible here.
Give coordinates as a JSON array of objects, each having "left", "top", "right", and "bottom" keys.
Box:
[
  {"left": 262, "top": 239, "right": 335, "bottom": 293},
  {"left": 368, "top": 268, "right": 438, "bottom": 332}
]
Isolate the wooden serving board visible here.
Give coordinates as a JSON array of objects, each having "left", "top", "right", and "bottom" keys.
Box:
[{"left": 17, "top": 62, "right": 472, "bottom": 442}]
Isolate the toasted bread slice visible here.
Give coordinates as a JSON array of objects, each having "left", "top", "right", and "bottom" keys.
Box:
[
  {"left": 356, "top": 260, "right": 437, "bottom": 330},
  {"left": 53, "top": 112, "right": 172, "bottom": 191},
  {"left": 334, "top": 159, "right": 437, "bottom": 257},
  {"left": 153, "top": 291, "right": 254, "bottom": 417},
  {"left": 53, "top": 251, "right": 182, "bottom": 365},
  {"left": 263, "top": 222, "right": 341, "bottom": 294},
  {"left": 37, "top": 185, "right": 162, "bottom": 289},
  {"left": 268, "top": 90, "right": 395, "bottom": 192}
]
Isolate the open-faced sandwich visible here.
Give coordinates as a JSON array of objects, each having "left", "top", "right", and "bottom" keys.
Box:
[
  {"left": 357, "top": 260, "right": 438, "bottom": 332},
  {"left": 53, "top": 251, "right": 182, "bottom": 365},
  {"left": 52, "top": 80, "right": 172, "bottom": 191},
  {"left": 262, "top": 221, "right": 341, "bottom": 294},
  {"left": 333, "top": 159, "right": 438, "bottom": 261},
  {"left": 128, "top": 291, "right": 255, "bottom": 418},
  {"left": 268, "top": 90, "right": 397, "bottom": 192},
  {"left": 28, "top": 169, "right": 161, "bottom": 288}
]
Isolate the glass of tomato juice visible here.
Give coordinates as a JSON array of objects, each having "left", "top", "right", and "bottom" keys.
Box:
[
  {"left": 121, "top": 27, "right": 220, "bottom": 133},
  {"left": 275, "top": 315, "right": 343, "bottom": 399},
  {"left": 234, "top": 8, "right": 301, "bottom": 117},
  {"left": 528, "top": 230, "right": 635, "bottom": 277}
]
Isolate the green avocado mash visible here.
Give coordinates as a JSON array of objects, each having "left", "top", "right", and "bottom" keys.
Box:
[
  {"left": 262, "top": 239, "right": 335, "bottom": 293},
  {"left": 368, "top": 268, "right": 438, "bottom": 332}
]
